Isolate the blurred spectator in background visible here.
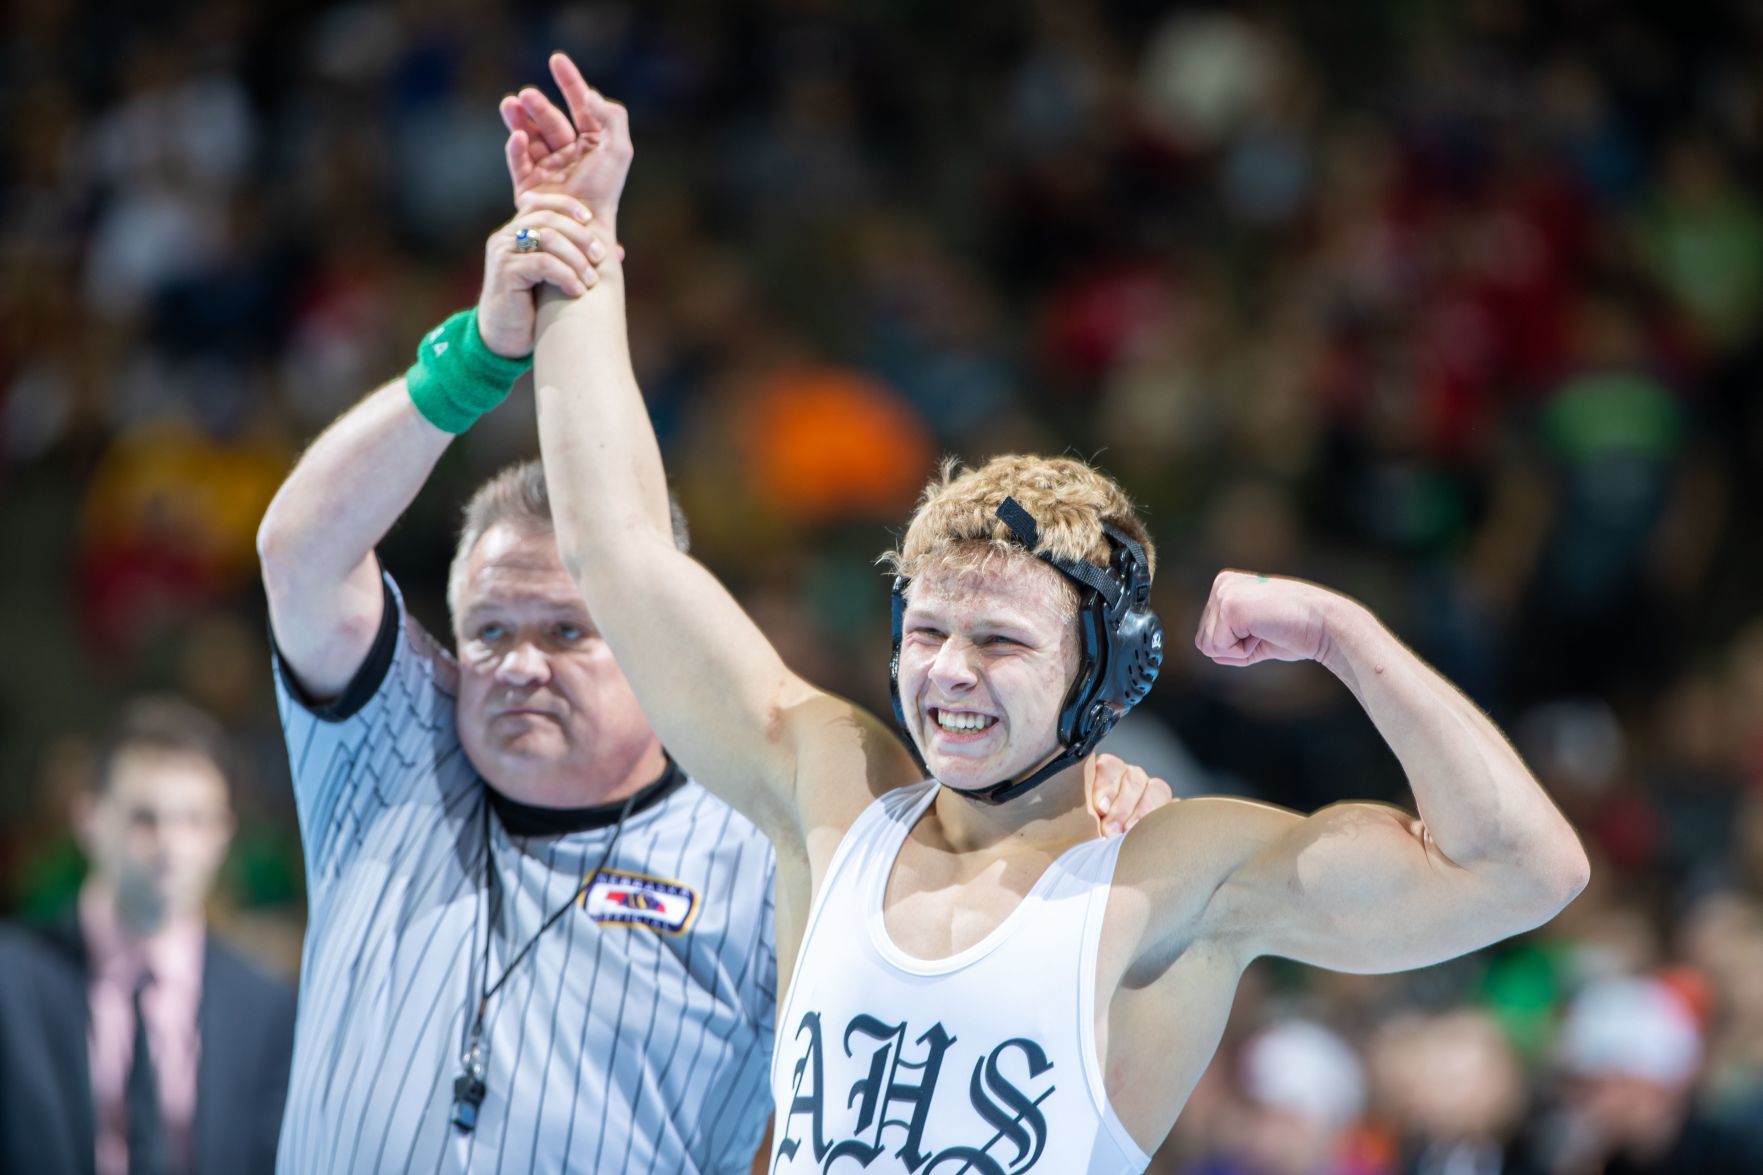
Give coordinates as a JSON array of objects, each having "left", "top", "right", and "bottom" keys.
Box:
[
  {"left": 1185, "top": 1018, "right": 1385, "bottom": 1175},
  {"left": 0, "top": 696, "right": 294, "bottom": 1175},
  {"left": 1372, "top": 1009, "right": 1533, "bottom": 1175},
  {"left": 1536, "top": 974, "right": 1759, "bottom": 1174},
  {"left": 1679, "top": 893, "right": 1763, "bottom": 1153}
]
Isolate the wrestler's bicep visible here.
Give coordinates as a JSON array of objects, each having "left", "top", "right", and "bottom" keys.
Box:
[{"left": 1209, "top": 801, "right": 1513, "bottom": 974}]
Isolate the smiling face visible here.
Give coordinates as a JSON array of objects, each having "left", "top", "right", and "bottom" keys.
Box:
[
  {"left": 895, "top": 552, "right": 1080, "bottom": 792},
  {"left": 453, "top": 521, "right": 663, "bottom": 805}
]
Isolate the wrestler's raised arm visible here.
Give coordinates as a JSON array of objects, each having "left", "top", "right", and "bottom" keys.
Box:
[{"left": 517, "top": 54, "right": 917, "bottom": 845}]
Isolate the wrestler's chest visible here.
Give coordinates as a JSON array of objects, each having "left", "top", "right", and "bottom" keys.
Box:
[{"left": 880, "top": 844, "right": 1058, "bottom": 959}]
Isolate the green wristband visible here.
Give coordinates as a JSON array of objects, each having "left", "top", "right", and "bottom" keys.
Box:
[{"left": 405, "top": 308, "right": 532, "bottom": 434}]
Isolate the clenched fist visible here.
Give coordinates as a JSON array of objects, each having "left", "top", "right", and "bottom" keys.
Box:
[{"left": 1193, "top": 570, "right": 1344, "bottom": 668}]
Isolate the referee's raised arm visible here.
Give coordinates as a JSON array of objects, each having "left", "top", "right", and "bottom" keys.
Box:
[
  {"left": 255, "top": 375, "right": 451, "bottom": 700},
  {"left": 255, "top": 203, "right": 605, "bottom": 702}
]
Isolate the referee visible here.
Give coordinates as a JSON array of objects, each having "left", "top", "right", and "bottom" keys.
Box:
[{"left": 255, "top": 200, "right": 776, "bottom": 1173}]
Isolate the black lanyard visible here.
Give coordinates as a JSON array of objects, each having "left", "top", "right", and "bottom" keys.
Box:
[{"left": 450, "top": 786, "right": 638, "bottom": 1133}]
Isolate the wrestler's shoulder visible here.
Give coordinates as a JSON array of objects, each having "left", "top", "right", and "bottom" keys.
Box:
[{"left": 1114, "top": 794, "right": 1299, "bottom": 890}]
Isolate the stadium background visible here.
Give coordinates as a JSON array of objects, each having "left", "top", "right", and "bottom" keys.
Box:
[{"left": 3, "top": 0, "right": 1762, "bottom": 1170}]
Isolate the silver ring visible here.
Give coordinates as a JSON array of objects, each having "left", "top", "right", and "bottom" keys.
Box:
[{"left": 513, "top": 227, "right": 541, "bottom": 254}]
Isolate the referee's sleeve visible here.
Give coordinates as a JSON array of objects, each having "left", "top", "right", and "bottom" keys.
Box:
[{"left": 271, "top": 569, "right": 468, "bottom": 894}]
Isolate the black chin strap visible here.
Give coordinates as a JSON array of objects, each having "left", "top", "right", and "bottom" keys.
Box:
[
  {"left": 952, "top": 726, "right": 1100, "bottom": 800},
  {"left": 952, "top": 743, "right": 1087, "bottom": 805}
]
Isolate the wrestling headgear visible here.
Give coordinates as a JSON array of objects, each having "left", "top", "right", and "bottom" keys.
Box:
[{"left": 889, "top": 495, "right": 1164, "bottom": 804}]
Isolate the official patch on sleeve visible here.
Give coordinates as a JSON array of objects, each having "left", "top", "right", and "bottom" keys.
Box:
[{"left": 580, "top": 868, "right": 699, "bottom": 934}]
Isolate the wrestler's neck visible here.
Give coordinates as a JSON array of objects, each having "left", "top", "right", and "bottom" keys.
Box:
[{"left": 926, "top": 757, "right": 1093, "bottom": 856}]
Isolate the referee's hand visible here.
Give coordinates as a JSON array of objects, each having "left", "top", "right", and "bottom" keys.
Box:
[
  {"left": 1087, "top": 752, "right": 1174, "bottom": 837},
  {"left": 477, "top": 194, "right": 608, "bottom": 359}
]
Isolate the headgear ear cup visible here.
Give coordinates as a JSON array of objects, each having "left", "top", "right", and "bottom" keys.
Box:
[
  {"left": 1117, "top": 608, "right": 1163, "bottom": 710},
  {"left": 1103, "top": 523, "right": 1162, "bottom": 714}
]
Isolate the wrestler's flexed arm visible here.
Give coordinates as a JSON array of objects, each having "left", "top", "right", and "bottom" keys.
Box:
[
  {"left": 1080, "top": 572, "right": 1590, "bottom": 1148},
  {"left": 1117, "top": 571, "right": 1590, "bottom": 977}
]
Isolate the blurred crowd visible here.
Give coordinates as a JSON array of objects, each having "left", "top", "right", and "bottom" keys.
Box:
[{"left": 4, "top": 0, "right": 1763, "bottom": 1170}]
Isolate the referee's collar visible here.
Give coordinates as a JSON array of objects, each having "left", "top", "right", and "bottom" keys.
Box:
[{"left": 486, "top": 756, "right": 686, "bottom": 837}]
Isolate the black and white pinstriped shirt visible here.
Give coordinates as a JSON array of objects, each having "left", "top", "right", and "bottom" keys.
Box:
[{"left": 272, "top": 573, "right": 776, "bottom": 1174}]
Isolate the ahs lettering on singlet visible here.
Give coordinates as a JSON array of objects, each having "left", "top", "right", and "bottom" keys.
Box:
[{"left": 775, "top": 1011, "right": 1056, "bottom": 1174}]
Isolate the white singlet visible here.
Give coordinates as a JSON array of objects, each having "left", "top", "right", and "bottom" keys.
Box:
[{"left": 769, "top": 780, "right": 1149, "bottom": 1175}]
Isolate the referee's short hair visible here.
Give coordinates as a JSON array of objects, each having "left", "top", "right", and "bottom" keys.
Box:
[
  {"left": 89, "top": 695, "right": 237, "bottom": 797},
  {"left": 447, "top": 458, "right": 691, "bottom": 627}
]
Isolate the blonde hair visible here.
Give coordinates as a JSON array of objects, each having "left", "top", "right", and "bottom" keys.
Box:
[{"left": 881, "top": 455, "right": 1155, "bottom": 609}]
